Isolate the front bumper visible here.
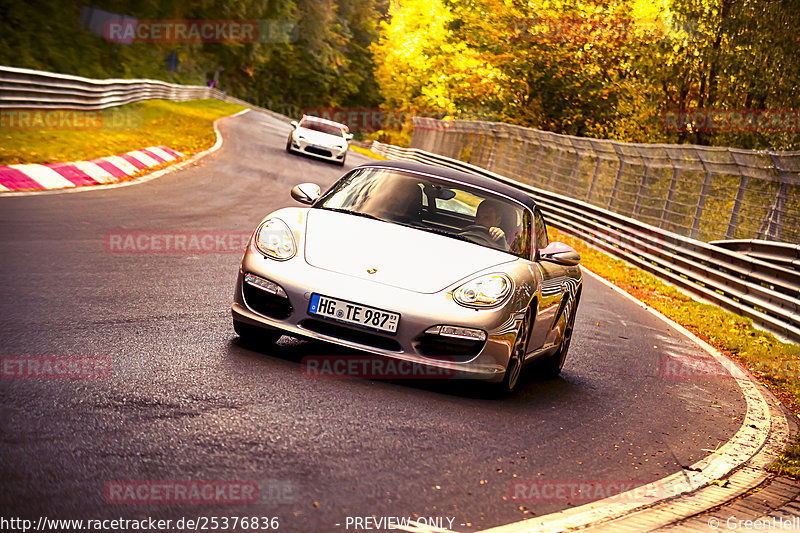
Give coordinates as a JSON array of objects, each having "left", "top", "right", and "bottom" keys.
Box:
[
  {"left": 232, "top": 247, "right": 523, "bottom": 382},
  {"left": 291, "top": 138, "right": 347, "bottom": 162}
]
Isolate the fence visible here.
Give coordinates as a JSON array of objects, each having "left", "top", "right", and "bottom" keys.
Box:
[
  {"left": 410, "top": 118, "right": 800, "bottom": 244},
  {"left": 0, "top": 65, "right": 291, "bottom": 123},
  {"left": 371, "top": 141, "right": 800, "bottom": 342}
]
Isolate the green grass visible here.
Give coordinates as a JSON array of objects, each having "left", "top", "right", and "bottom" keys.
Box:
[
  {"left": 770, "top": 435, "right": 800, "bottom": 478},
  {"left": 550, "top": 227, "right": 800, "bottom": 478},
  {"left": 0, "top": 99, "right": 245, "bottom": 165}
]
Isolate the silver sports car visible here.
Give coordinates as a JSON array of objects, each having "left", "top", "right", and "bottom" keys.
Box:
[{"left": 232, "top": 160, "right": 583, "bottom": 393}]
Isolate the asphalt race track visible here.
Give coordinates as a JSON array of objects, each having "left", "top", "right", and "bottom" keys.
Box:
[{"left": 0, "top": 110, "right": 748, "bottom": 532}]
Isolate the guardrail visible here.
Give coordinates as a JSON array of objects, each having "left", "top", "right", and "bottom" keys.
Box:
[
  {"left": 0, "top": 65, "right": 291, "bottom": 123},
  {"left": 711, "top": 240, "right": 800, "bottom": 272},
  {"left": 371, "top": 141, "right": 800, "bottom": 342},
  {"left": 0, "top": 66, "right": 215, "bottom": 109}
]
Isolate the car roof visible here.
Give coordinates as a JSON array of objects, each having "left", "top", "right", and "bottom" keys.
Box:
[
  {"left": 300, "top": 115, "right": 349, "bottom": 132},
  {"left": 354, "top": 160, "right": 537, "bottom": 210}
]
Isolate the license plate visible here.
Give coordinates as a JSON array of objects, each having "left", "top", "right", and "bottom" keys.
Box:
[{"left": 308, "top": 294, "right": 400, "bottom": 334}]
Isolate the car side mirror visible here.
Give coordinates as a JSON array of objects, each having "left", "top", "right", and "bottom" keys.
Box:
[
  {"left": 345, "top": 133, "right": 354, "bottom": 140},
  {"left": 291, "top": 183, "right": 321, "bottom": 204},
  {"left": 538, "top": 242, "right": 580, "bottom": 266},
  {"left": 290, "top": 120, "right": 298, "bottom": 128}
]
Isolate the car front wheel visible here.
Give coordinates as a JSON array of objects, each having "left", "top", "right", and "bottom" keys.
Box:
[{"left": 497, "top": 308, "right": 531, "bottom": 396}]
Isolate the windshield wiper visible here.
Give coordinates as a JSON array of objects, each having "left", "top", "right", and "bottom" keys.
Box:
[{"left": 320, "top": 207, "right": 387, "bottom": 223}]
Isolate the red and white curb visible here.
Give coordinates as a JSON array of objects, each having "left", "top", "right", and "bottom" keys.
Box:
[
  {"left": 0, "top": 108, "right": 250, "bottom": 197},
  {"left": 0, "top": 146, "right": 185, "bottom": 192}
]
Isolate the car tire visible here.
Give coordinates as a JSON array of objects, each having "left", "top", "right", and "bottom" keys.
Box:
[
  {"left": 535, "top": 293, "right": 580, "bottom": 379},
  {"left": 337, "top": 154, "right": 346, "bottom": 167},
  {"left": 285, "top": 136, "right": 293, "bottom": 153},
  {"left": 496, "top": 308, "right": 532, "bottom": 396},
  {"left": 233, "top": 319, "right": 281, "bottom": 345}
]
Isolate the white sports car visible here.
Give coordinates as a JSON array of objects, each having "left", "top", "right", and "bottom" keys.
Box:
[{"left": 286, "top": 115, "right": 352, "bottom": 166}]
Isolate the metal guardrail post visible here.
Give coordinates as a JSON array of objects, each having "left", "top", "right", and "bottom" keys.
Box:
[
  {"left": 442, "top": 124, "right": 457, "bottom": 158},
  {"left": 760, "top": 151, "right": 790, "bottom": 242},
  {"left": 586, "top": 156, "right": 603, "bottom": 203},
  {"left": 633, "top": 165, "right": 651, "bottom": 219},
  {"left": 661, "top": 166, "right": 681, "bottom": 230},
  {"left": 727, "top": 164, "right": 749, "bottom": 240},
  {"left": 503, "top": 136, "right": 521, "bottom": 178},
  {"left": 608, "top": 144, "right": 625, "bottom": 211},
  {"left": 566, "top": 150, "right": 581, "bottom": 198},
  {"left": 691, "top": 152, "right": 714, "bottom": 240},
  {"left": 470, "top": 125, "right": 484, "bottom": 165},
  {"left": 530, "top": 141, "right": 546, "bottom": 181},
  {"left": 479, "top": 123, "right": 495, "bottom": 167},
  {"left": 546, "top": 147, "right": 565, "bottom": 191},
  {"left": 486, "top": 125, "right": 499, "bottom": 170},
  {"left": 467, "top": 129, "right": 481, "bottom": 163},
  {"left": 501, "top": 125, "right": 519, "bottom": 175}
]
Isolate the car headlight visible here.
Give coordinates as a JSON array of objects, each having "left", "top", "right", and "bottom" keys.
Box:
[
  {"left": 453, "top": 274, "right": 513, "bottom": 308},
  {"left": 335, "top": 145, "right": 345, "bottom": 150},
  {"left": 255, "top": 218, "right": 296, "bottom": 260},
  {"left": 297, "top": 135, "right": 306, "bottom": 140}
]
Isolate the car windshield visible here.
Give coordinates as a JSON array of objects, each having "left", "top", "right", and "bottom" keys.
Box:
[
  {"left": 316, "top": 168, "right": 532, "bottom": 259},
  {"left": 299, "top": 118, "right": 345, "bottom": 137}
]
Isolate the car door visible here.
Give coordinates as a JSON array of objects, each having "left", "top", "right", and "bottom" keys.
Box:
[{"left": 528, "top": 208, "right": 567, "bottom": 351}]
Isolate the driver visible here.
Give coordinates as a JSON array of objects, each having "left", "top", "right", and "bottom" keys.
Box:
[{"left": 475, "top": 200, "right": 508, "bottom": 249}]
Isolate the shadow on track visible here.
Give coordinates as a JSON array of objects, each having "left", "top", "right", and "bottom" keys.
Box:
[{"left": 226, "top": 331, "right": 585, "bottom": 404}]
